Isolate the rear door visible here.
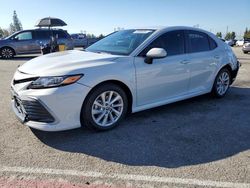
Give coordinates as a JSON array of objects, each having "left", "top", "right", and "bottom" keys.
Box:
[
  {"left": 185, "top": 30, "right": 219, "bottom": 93},
  {"left": 33, "top": 30, "right": 51, "bottom": 52}
]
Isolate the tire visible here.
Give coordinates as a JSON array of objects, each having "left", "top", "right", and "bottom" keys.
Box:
[
  {"left": 0, "top": 47, "right": 15, "bottom": 59},
  {"left": 211, "top": 68, "right": 231, "bottom": 98},
  {"left": 243, "top": 51, "right": 248, "bottom": 54},
  {"left": 81, "top": 83, "right": 128, "bottom": 131}
]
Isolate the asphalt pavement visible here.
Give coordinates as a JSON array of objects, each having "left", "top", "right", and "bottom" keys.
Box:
[{"left": 0, "top": 48, "right": 249, "bottom": 188}]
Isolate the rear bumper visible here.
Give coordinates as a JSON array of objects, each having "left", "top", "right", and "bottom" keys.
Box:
[{"left": 231, "top": 61, "right": 240, "bottom": 84}]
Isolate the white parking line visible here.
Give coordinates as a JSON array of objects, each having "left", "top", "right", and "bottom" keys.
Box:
[{"left": 0, "top": 166, "right": 249, "bottom": 188}]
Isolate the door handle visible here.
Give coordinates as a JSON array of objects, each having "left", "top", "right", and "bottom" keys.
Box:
[{"left": 180, "top": 60, "right": 190, "bottom": 64}]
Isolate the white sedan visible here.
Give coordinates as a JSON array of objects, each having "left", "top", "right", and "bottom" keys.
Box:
[
  {"left": 11, "top": 26, "right": 239, "bottom": 131},
  {"left": 236, "top": 39, "right": 244, "bottom": 46}
]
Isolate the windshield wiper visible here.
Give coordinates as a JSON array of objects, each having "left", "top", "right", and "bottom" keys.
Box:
[{"left": 94, "top": 51, "right": 112, "bottom": 55}]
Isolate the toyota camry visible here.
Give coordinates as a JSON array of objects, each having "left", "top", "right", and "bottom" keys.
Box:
[{"left": 11, "top": 26, "right": 239, "bottom": 131}]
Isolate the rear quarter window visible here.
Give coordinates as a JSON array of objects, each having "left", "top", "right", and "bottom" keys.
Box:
[{"left": 208, "top": 36, "right": 217, "bottom": 50}]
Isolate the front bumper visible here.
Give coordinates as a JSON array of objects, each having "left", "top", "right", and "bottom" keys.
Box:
[{"left": 11, "top": 83, "right": 91, "bottom": 131}]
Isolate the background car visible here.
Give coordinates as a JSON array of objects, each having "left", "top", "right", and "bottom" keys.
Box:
[
  {"left": 71, "top": 33, "right": 88, "bottom": 47},
  {"left": 225, "top": 39, "right": 236, "bottom": 47},
  {"left": 0, "top": 29, "right": 74, "bottom": 59},
  {"left": 242, "top": 42, "right": 250, "bottom": 54},
  {"left": 71, "top": 33, "right": 101, "bottom": 48},
  {"left": 236, "top": 39, "right": 244, "bottom": 46},
  {"left": 244, "top": 38, "right": 250, "bottom": 44}
]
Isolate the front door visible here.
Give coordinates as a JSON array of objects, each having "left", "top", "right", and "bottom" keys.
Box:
[
  {"left": 134, "top": 30, "right": 190, "bottom": 106},
  {"left": 12, "top": 31, "right": 38, "bottom": 54}
]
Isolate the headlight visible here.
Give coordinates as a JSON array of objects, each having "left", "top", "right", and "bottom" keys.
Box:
[{"left": 28, "top": 74, "right": 83, "bottom": 89}]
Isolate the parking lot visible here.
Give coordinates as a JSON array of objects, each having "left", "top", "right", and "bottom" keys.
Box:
[{"left": 0, "top": 48, "right": 249, "bottom": 187}]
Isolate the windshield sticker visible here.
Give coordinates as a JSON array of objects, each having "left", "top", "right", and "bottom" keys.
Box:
[{"left": 133, "top": 30, "right": 153, "bottom": 34}]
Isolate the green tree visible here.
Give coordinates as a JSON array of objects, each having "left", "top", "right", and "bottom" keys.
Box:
[
  {"left": 224, "top": 32, "right": 236, "bottom": 40},
  {"left": 0, "top": 27, "right": 4, "bottom": 38},
  {"left": 231, "top": 32, "right": 236, "bottom": 40},
  {"left": 244, "top": 28, "right": 250, "bottom": 39},
  {"left": 0, "top": 27, "right": 10, "bottom": 38},
  {"left": 224, "top": 32, "right": 232, "bottom": 40},
  {"left": 9, "top": 10, "right": 23, "bottom": 34},
  {"left": 9, "top": 23, "right": 16, "bottom": 34},
  {"left": 98, "top": 34, "right": 104, "bottom": 39},
  {"left": 216, "top": 32, "right": 222, "bottom": 38},
  {"left": 87, "top": 34, "right": 96, "bottom": 38}
]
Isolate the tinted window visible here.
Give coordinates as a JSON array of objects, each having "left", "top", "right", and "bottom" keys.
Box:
[
  {"left": 140, "top": 30, "right": 185, "bottom": 56},
  {"left": 208, "top": 36, "right": 217, "bottom": 50},
  {"left": 34, "top": 30, "right": 51, "bottom": 39},
  {"left": 186, "top": 31, "right": 210, "bottom": 53},
  {"left": 14, "top": 32, "right": 32, "bottom": 40},
  {"left": 53, "top": 30, "right": 69, "bottom": 39}
]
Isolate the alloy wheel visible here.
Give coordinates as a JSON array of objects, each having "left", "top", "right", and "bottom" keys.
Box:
[
  {"left": 216, "top": 71, "right": 230, "bottom": 96},
  {"left": 91, "top": 91, "right": 124, "bottom": 127},
  {"left": 1, "top": 48, "right": 14, "bottom": 59}
]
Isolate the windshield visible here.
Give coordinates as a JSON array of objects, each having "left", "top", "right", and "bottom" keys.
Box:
[{"left": 86, "top": 29, "right": 155, "bottom": 55}]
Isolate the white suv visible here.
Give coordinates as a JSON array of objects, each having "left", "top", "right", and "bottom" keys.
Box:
[{"left": 11, "top": 26, "right": 239, "bottom": 131}]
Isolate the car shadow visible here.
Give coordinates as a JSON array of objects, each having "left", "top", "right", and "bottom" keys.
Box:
[{"left": 32, "top": 86, "right": 250, "bottom": 168}]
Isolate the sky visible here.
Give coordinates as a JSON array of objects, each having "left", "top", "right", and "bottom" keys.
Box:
[{"left": 0, "top": 0, "right": 249, "bottom": 38}]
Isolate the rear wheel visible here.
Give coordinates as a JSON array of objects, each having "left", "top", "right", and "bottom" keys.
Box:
[
  {"left": 81, "top": 83, "right": 128, "bottom": 131},
  {"left": 212, "top": 68, "right": 231, "bottom": 98},
  {"left": 0, "top": 47, "right": 15, "bottom": 59}
]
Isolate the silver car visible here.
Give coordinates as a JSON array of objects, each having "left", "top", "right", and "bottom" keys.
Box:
[
  {"left": 242, "top": 42, "right": 250, "bottom": 54},
  {"left": 0, "top": 29, "right": 74, "bottom": 59},
  {"left": 11, "top": 26, "right": 239, "bottom": 131}
]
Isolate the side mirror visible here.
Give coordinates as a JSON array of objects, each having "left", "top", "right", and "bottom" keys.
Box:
[{"left": 144, "top": 48, "right": 167, "bottom": 64}]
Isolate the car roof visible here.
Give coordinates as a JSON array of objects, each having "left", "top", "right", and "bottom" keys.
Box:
[
  {"left": 132, "top": 26, "right": 208, "bottom": 32},
  {"left": 17, "top": 28, "right": 66, "bottom": 32},
  {"left": 127, "top": 26, "right": 215, "bottom": 38}
]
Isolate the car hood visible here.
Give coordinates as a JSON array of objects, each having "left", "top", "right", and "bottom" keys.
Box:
[
  {"left": 18, "top": 50, "right": 120, "bottom": 76},
  {"left": 0, "top": 39, "right": 7, "bottom": 44}
]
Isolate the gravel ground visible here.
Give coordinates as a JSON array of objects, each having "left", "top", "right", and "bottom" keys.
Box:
[{"left": 0, "top": 48, "right": 249, "bottom": 188}]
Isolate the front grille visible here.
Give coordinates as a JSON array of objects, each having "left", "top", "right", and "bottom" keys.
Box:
[{"left": 21, "top": 99, "right": 55, "bottom": 123}]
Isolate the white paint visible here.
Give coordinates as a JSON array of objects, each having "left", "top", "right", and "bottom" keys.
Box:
[{"left": 0, "top": 166, "right": 249, "bottom": 188}]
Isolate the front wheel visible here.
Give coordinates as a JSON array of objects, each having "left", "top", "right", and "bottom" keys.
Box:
[
  {"left": 81, "top": 83, "right": 128, "bottom": 131},
  {"left": 212, "top": 68, "right": 231, "bottom": 98},
  {"left": 0, "top": 47, "right": 15, "bottom": 59}
]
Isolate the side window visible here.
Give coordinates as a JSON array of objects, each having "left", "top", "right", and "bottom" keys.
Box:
[
  {"left": 14, "top": 32, "right": 32, "bottom": 40},
  {"left": 140, "top": 30, "right": 185, "bottom": 57},
  {"left": 34, "top": 31, "right": 50, "bottom": 39},
  {"left": 186, "top": 31, "right": 210, "bottom": 53},
  {"left": 53, "top": 30, "right": 68, "bottom": 39},
  {"left": 208, "top": 36, "right": 217, "bottom": 50}
]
